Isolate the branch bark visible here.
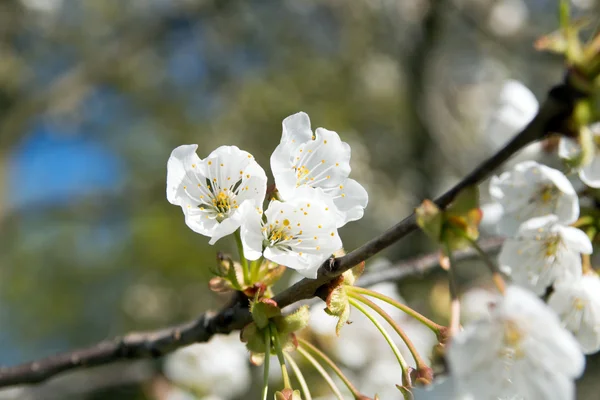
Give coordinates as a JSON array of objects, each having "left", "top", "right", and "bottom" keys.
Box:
[{"left": 0, "top": 76, "right": 583, "bottom": 388}]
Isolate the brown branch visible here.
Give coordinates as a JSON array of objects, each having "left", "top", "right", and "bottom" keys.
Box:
[{"left": 0, "top": 76, "right": 583, "bottom": 388}]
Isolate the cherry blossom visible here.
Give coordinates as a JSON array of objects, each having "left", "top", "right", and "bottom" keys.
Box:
[
  {"left": 489, "top": 161, "right": 579, "bottom": 236},
  {"left": 270, "top": 112, "right": 368, "bottom": 227},
  {"left": 558, "top": 123, "right": 600, "bottom": 188},
  {"left": 167, "top": 145, "right": 267, "bottom": 244},
  {"left": 447, "top": 286, "right": 585, "bottom": 400},
  {"left": 549, "top": 274, "right": 600, "bottom": 354},
  {"left": 164, "top": 334, "right": 251, "bottom": 399},
  {"left": 498, "top": 215, "right": 592, "bottom": 295},
  {"left": 240, "top": 186, "right": 342, "bottom": 278}
]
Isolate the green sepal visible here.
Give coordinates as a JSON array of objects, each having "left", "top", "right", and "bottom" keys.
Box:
[
  {"left": 274, "top": 305, "right": 310, "bottom": 336},
  {"left": 251, "top": 298, "right": 281, "bottom": 329}
]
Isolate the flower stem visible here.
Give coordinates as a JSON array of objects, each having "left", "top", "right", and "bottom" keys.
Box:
[
  {"left": 234, "top": 230, "right": 250, "bottom": 285},
  {"left": 347, "top": 297, "right": 411, "bottom": 385},
  {"left": 250, "top": 256, "right": 264, "bottom": 283},
  {"left": 298, "top": 338, "right": 363, "bottom": 399},
  {"left": 262, "top": 328, "right": 271, "bottom": 400},
  {"left": 284, "top": 352, "right": 312, "bottom": 400},
  {"left": 349, "top": 293, "right": 428, "bottom": 372},
  {"left": 445, "top": 242, "right": 461, "bottom": 337},
  {"left": 270, "top": 324, "right": 292, "bottom": 389},
  {"left": 347, "top": 286, "right": 443, "bottom": 334},
  {"left": 297, "top": 346, "right": 345, "bottom": 400},
  {"left": 462, "top": 235, "right": 506, "bottom": 295}
]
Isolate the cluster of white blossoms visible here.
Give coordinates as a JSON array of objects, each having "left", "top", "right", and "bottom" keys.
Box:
[
  {"left": 164, "top": 334, "right": 251, "bottom": 399},
  {"left": 440, "top": 81, "right": 600, "bottom": 400},
  {"left": 166, "top": 112, "right": 368, "bottom": 278}
]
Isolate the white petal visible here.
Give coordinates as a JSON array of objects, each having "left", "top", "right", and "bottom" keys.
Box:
[
  {"left": 330, "top": 178, "right": 369, "bottom": 227},
  {"left": 558, "top": 137, "right": 581, "bottom": 161},
  {"left": 580, "top": 156, "right": 600, "bottom": 188},
  {"left": 166, "top": 144, "right": 202, "bottom": 205},
  {"left": 550, "top": 275, "right": 600, "bottom": 355},
  {"left": 239, "top": 202, "right": 265, "bottom": 261},
  {"left": 557, "top": 226, "right": 593, "bottom": 255},
  {"left": 282, "top": 112, "right": 313, "bottom": 144}
]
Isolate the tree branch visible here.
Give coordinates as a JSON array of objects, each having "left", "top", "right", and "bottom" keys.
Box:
[
  {"left": 0, "top": 75, "right": 583, "bottom": 388},
  {"left": 356, "top": 236, "right": 504, "bottom": 288}
]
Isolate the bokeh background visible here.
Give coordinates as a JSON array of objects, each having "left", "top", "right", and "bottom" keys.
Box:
[{"left": 0, "top": 0, "right": 598, "bottom": 399}]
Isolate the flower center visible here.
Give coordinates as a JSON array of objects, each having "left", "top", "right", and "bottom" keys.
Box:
[
  {"left": 263, "top": 219, "right": 295, "bottom": 248},
  {"left": 498, "top": 319, "right": 525, "bottom": 360},
  {"left": 573, "top": 297, "right": 585, "bottom": 311},
  {"left": 543, "top": 234, "right": 561, "bottom": 257},
  {"left": 538, "top": 184, "right": 558, "bottom": 204},
  {"left": 293, "top": 164, "right": 314, "bottom": 188}
]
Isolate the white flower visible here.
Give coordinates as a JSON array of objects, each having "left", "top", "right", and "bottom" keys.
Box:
[
  {"left": 549, "top": 274, "right": 600, "bottom": 354},
  {"left": 460, "top": 288, "right": 500, "bottom": 324},
  {"left": 498, "top": 215, "right": 592, "bottom": 295},
  {"left": 489, "top": 161, "right": 579, "bottom": 236},
  {"left": 167, "top": 145, "right": 267, "bottom": 244},
  {"left": 240, "top": 186, "right": 342, "bottom": 278},
  {"left": 559, "top": 123, "right": 600, "bottom": 188},
  {"left": 485, "top": 80, "right": 539, "bottom": 151},
  {"left": 270, "top": 112, "right": 368, "bottom": 227},
  {"left": 448, "top": 286, "right": 585, "bottom": 400},
  {"left": 163, "top": 334, "right": 251, "bottom": 399}
]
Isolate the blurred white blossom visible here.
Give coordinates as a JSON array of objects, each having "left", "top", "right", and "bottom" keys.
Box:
[
  {"left": 271, "top": 112, "right": 368, "bottom": 228},
  {"left": 549, "top": 274, "right": 600, "bottom": 354},
  {"left": 240, "top": 186, "right": 342, "bottom": 278},
  {"left": 559, "top": 123, "right": 600, "bottom": 188},
  {"left": 499, "top": 215, "right": 592, "bottom": 295},
  {"left": 490, "top": 161, "right": 579, "bottom": 236},
  {"left": 485, "top": 80, "right": 539, "bottom": 151},
  {"left": 167, "top": 145, "right": 267, "bottom": 244},
  {"left": 163, "top": 334, "right": 251, "bottom": 399},
  {"left": 448, "top": 286, "right": 584, "bottom": 400},
  {"left": 460, "top": 287, "right": 500, "bottom": 324}
]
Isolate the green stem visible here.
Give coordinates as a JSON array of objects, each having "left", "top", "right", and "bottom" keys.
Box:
[
  {"left": 445, "top": 242, "right": 461, "bottom": 337},
  {"left": 234, "top": 230, "right": 250, "bottom": 285},
  {"left": 250, "top": 256, "right": 264, "bottom": 283},
  {"left": 348, "top": 297, "right": 411, "bottom": 383},
  {"left": 262, "top": 328, "right": 271, "bottom": 400},
  {"left": 297, "top": 347, "right": 345, "bottom": 400},
  {"left": 349, "top": 293, "right": 428, "bottom": 372},
  {"left": 298, "top": 338, "right": 363, "bottom": 399},
  {"left": 284, "top": 352, "right": 312, "bottom": 400},
  {"left": 464, "top": 236, "right": 506, "bottom": 294},
  {"left": 270, "top": 324, "right": 292, "bottom": 389},
  {"left": 347, "top": 286, "right": 442, "bottom": 333}
]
